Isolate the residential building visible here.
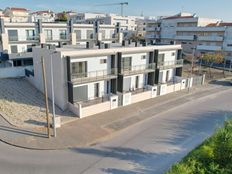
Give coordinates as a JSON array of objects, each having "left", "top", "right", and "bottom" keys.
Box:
[
  {"left": 30, "top": 10, "right": 55, "bottom": 22},
  {"left": 26, "top": 43, "right": 185, "bottom": 118},
  {"left": 145, "top": 12, "right": 232, "bottom": 61},
  {"left": 0, "top": 19, "right": 124, "bottom": 74},
  {"left": 76, "top": 12, "right": 107, "bottom": 23},
  {"left": 3, "top": 7, "right": 29, "bottom": 23}
]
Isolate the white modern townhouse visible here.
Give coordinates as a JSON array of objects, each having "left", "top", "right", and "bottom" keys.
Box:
[
  {"left": 0, "top": 19, "right": 124, "bottom": 77},
  {"left": 24, "top": 42, "right": 189, "bottom": 118},
  {"left": 145, "top": 12, "right": 232, "bottom": 61}
]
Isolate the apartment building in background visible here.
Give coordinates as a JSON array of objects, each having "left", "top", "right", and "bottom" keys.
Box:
[
  {"left": 145, "top": 12, "right": 232, "bottom": 61},
  {"left": 0, "top": 18, "right": 124, "bottom": 77},
  {"left": 30, "top": 10, "right": 56, "bottom": 22},
  {"left": 3, "top": 7, "right": 29, "bottom": 23},
  {"left": 24, "top": 43, "right": 187, "bottom": 118}
]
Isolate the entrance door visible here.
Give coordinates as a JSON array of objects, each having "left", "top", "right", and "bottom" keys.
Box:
[{"left": 166, "top": 70, "right": 169, "bottom": 82}]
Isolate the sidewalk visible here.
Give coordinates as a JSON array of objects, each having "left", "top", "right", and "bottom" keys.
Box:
[{"left": 0, "top": 82, "right": 231, "bottom": 150}]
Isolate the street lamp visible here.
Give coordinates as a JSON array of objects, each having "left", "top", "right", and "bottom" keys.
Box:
[{"left": 50, "top": 51, "right": 57, "bottom": 137}]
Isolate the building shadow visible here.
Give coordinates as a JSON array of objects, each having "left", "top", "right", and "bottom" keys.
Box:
[
  {"left": 209, "top": 79, "right": 231, "bottom": 86},
  {"left": 0, "top": 125, "right": 47, "bottom": 138}
]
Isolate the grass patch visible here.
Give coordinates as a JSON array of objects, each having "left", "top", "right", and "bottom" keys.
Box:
[{"left": 166, "top": 119, "right": 232, "bottom": 174}]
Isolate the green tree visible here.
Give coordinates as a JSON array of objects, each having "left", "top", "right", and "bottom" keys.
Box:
[
  {"left": 56, "top": 11, "right": 68, "bottom": 22},
  {"left": 201, "top": 52, "right": 224, "bottom": 78}
]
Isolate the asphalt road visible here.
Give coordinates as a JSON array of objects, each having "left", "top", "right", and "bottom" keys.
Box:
[{"left": 0, "top": 88, "right": 231, "bottom": 174}]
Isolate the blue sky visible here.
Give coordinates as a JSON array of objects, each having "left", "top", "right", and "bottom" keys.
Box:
[{"left": 0, "top": 0, "right": 231, "bottom": 21}]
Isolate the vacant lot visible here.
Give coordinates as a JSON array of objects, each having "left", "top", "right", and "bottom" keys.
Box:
[{"left": 0, "top": 78, "right": 75, "bottom": 128}]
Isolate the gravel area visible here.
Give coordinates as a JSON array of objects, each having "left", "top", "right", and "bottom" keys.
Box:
[{"left": 0, "top": 78, "right": 76, "bottom": 128}]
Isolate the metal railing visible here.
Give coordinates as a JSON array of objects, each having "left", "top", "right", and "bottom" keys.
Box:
[
  {"left": 157, "top": 59, "right": 183, "bottom": 69},
  {"left": 8, "top": 36, "right": 39, "bottom": 42},
  {"left": 75, "top": 94, "right": 113, "bottom": 107},
  {"left": 71, "top": 68, "right": 118, "bottom": 84},
  {"left": 120, "top": 63, "right": 156, "bottom": 75}
]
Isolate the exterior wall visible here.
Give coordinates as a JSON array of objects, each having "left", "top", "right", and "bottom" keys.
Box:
[
  {"left": 29, "top": 48, "right": 68, "bottom": 110},
  {"left": 131, "top": 90, "right": 151, "bottom": 104},
  {"left": 0, "top": 65, "right": 33, "bottom": 78},
  {"left": 81, "top": 101, "right": 111, "bottom": 118}
]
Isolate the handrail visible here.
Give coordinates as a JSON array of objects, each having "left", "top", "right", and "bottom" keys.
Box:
[{"left": 120, "top": 63, "right": 156, "bottom": 75}]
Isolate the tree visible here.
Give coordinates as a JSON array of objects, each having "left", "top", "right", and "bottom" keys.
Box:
[
  {"left": 201, "top": 52, "right": 224, "bottom": 78},
  {"left": 55, "top": 11, "right": 68, "bottom": 22}
]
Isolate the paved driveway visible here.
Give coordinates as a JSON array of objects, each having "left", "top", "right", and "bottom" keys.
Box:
[{"left": 0, "top": 87, "right": 231, "bottom": 174}]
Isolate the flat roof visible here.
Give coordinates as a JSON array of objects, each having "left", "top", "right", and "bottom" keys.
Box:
[{"left": 56, "top": 44, "right": 182, "bottom": 58}]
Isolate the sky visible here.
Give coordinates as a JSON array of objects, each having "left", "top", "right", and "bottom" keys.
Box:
[{"left": 0, "top": 0, "right": 231, "bottom": 21}]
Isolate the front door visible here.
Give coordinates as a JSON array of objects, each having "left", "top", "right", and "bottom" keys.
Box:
[{"left": 94, "top": 83, "right": 99, "bottom": 98}]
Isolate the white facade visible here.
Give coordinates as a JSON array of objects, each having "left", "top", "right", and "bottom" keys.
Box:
[
  {"left": 3, "top": 7, "right": 29, "bottom": 23},
  {"left": 26, "top": 44, "right": 183, "bottom": 118}
]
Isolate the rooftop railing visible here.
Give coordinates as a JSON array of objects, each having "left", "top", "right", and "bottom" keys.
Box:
[
  {"left": 157, "top": 59, "right": 183, "bottom": 70},
  {"left": 120, "top": 63, "right": 156, "bottom": 76},
  {"left": 71, "top": 68, "right": 118, "bottom": 84}
]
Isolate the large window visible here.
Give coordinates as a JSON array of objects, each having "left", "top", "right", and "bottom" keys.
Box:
[
  {"left": 158, "top": 54, "right": 165, "bottom": 63},
  {"left": 59, "top": 30, "right": 67, "bottom": 40},
  {"left": 8, "top": 30, "right": 18, "bottom": 41},
  {"left": 26, "top": 30, "right": 35, "bottom": 40},
  {"left": 45, "top": 29, "right": 52, "bottom": 41},
  {"left": 10, "top": 45, "right": 18, "bottom": 53},
  {"left": 72, "top": 61, "right": 87, "bottom": 78},
  {"left": 122, "top": 57, "right": 132, "bottom": 70},
  {"left": 86, "top": 30, "right": 93, "bottom": 39},
  {"left": 75, "top": 30, "right": 82, "bottom": 40}
]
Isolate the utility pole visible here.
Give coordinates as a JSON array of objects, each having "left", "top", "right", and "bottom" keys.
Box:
[{"left": 41, "top": 56, "right": 51, "bottom": 138}]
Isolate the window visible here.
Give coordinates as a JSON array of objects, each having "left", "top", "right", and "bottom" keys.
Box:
[
  {"left": 227, "top": 44, "right": 232, "bottom": 47},
  {"left": 172, "top": 52, "right": 175, "bottom": 56},
  {"left": 72, "top": 61, "right": 87, "bottom": 78},
  {"left": 100, "top": 30, "right": 106, "bottom": 39},
  {"left": 23, "top": 59, "right": 33, "bottom": 66},
  {"left": 8, "top": 30, "right": 18, "bottom": 41},
  {"left": 86, "top": 30, "right": 93, "bottom": 39},
  {"left": 75, "top": 30, "right": 81, "bottom": 40},
  {"left": 11, "top": 45, "right": 18, "bottom": 53},
  {"left": 100, "top": 59, "right": 107, "bottom": 64},
  {"left": 27, "top": 45, "right": 33, "bottom": 52},
  {"left": 59, "top": 30, "right": 67, "bottom": 40},
  {"left": 26, "top": 30, "right": 35, "bottom": 40},
  {"left": 158, "top": 54, "right": 165, "bottom": 63},
  {"left": 13, "top": 60, "right": 22, "bottom": 67},
  {"left": 141, "top": 55, "right": 146, "bottom": 60},
  {"left": 122, "top": 57, "right": 132, "bottom": 70},
  {"left": 45, "top": 29, "right": 52, "bottom": 41}
]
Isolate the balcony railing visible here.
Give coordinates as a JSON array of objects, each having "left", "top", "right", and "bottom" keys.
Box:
[
  {"left": 120, "top": 63, "right": 156, "bottom": 76},
  {"left": 9, "top": 36, "right": 39, "bottom": 42},
  {"left": 71, "top": 68, "right": 118, "bottom": 84},
  {"left": 157, "top": 59, "right": 183, "bottom": 70},
  {"left": 76, "top": 94, "right": 113, "bottom": 107}
]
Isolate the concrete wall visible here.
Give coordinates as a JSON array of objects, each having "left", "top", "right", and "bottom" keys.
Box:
[
  {"left": 131, "top": 90, "right": 151, "bottom": 104},
  {"left": 0, "top": 65, "right": 33, "bottom": 78},
  {"left": 81, "top": 101, "right": 111, "bottom": 118}
]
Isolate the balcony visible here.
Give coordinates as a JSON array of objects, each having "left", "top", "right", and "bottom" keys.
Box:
[
  {"left": 175, "top": 35, "right": 194, "bottom": 41},
  {"left": 197, "top": 36, "right": 223, "bottom": 42},
  {"left": 120, "top": 63, "right": 156, "bottom": 76},
  {"left": 71, "top": 68, "right": 118, "bottom": 84},
  {"left": 8, "top": 36, "right": 39, "bottom": 42},
  {"left": 197, "top": 45, "right": 222, "bottom": 51},
  {"left": 157, "top": 59, "right": 183, "bottom": 70}
]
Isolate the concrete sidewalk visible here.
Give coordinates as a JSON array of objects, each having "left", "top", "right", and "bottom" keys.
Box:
[{"left": 0, "top": 82, "right": 231, "bottom": 150}]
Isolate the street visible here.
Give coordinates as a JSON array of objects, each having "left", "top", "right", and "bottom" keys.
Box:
[{"left": 0, "top": 88, "right": 231, "bottom": 174}]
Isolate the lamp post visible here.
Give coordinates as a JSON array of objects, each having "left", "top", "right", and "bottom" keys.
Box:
[{"left": 50, "top": 52, "right": 57, "bottom": 137}]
